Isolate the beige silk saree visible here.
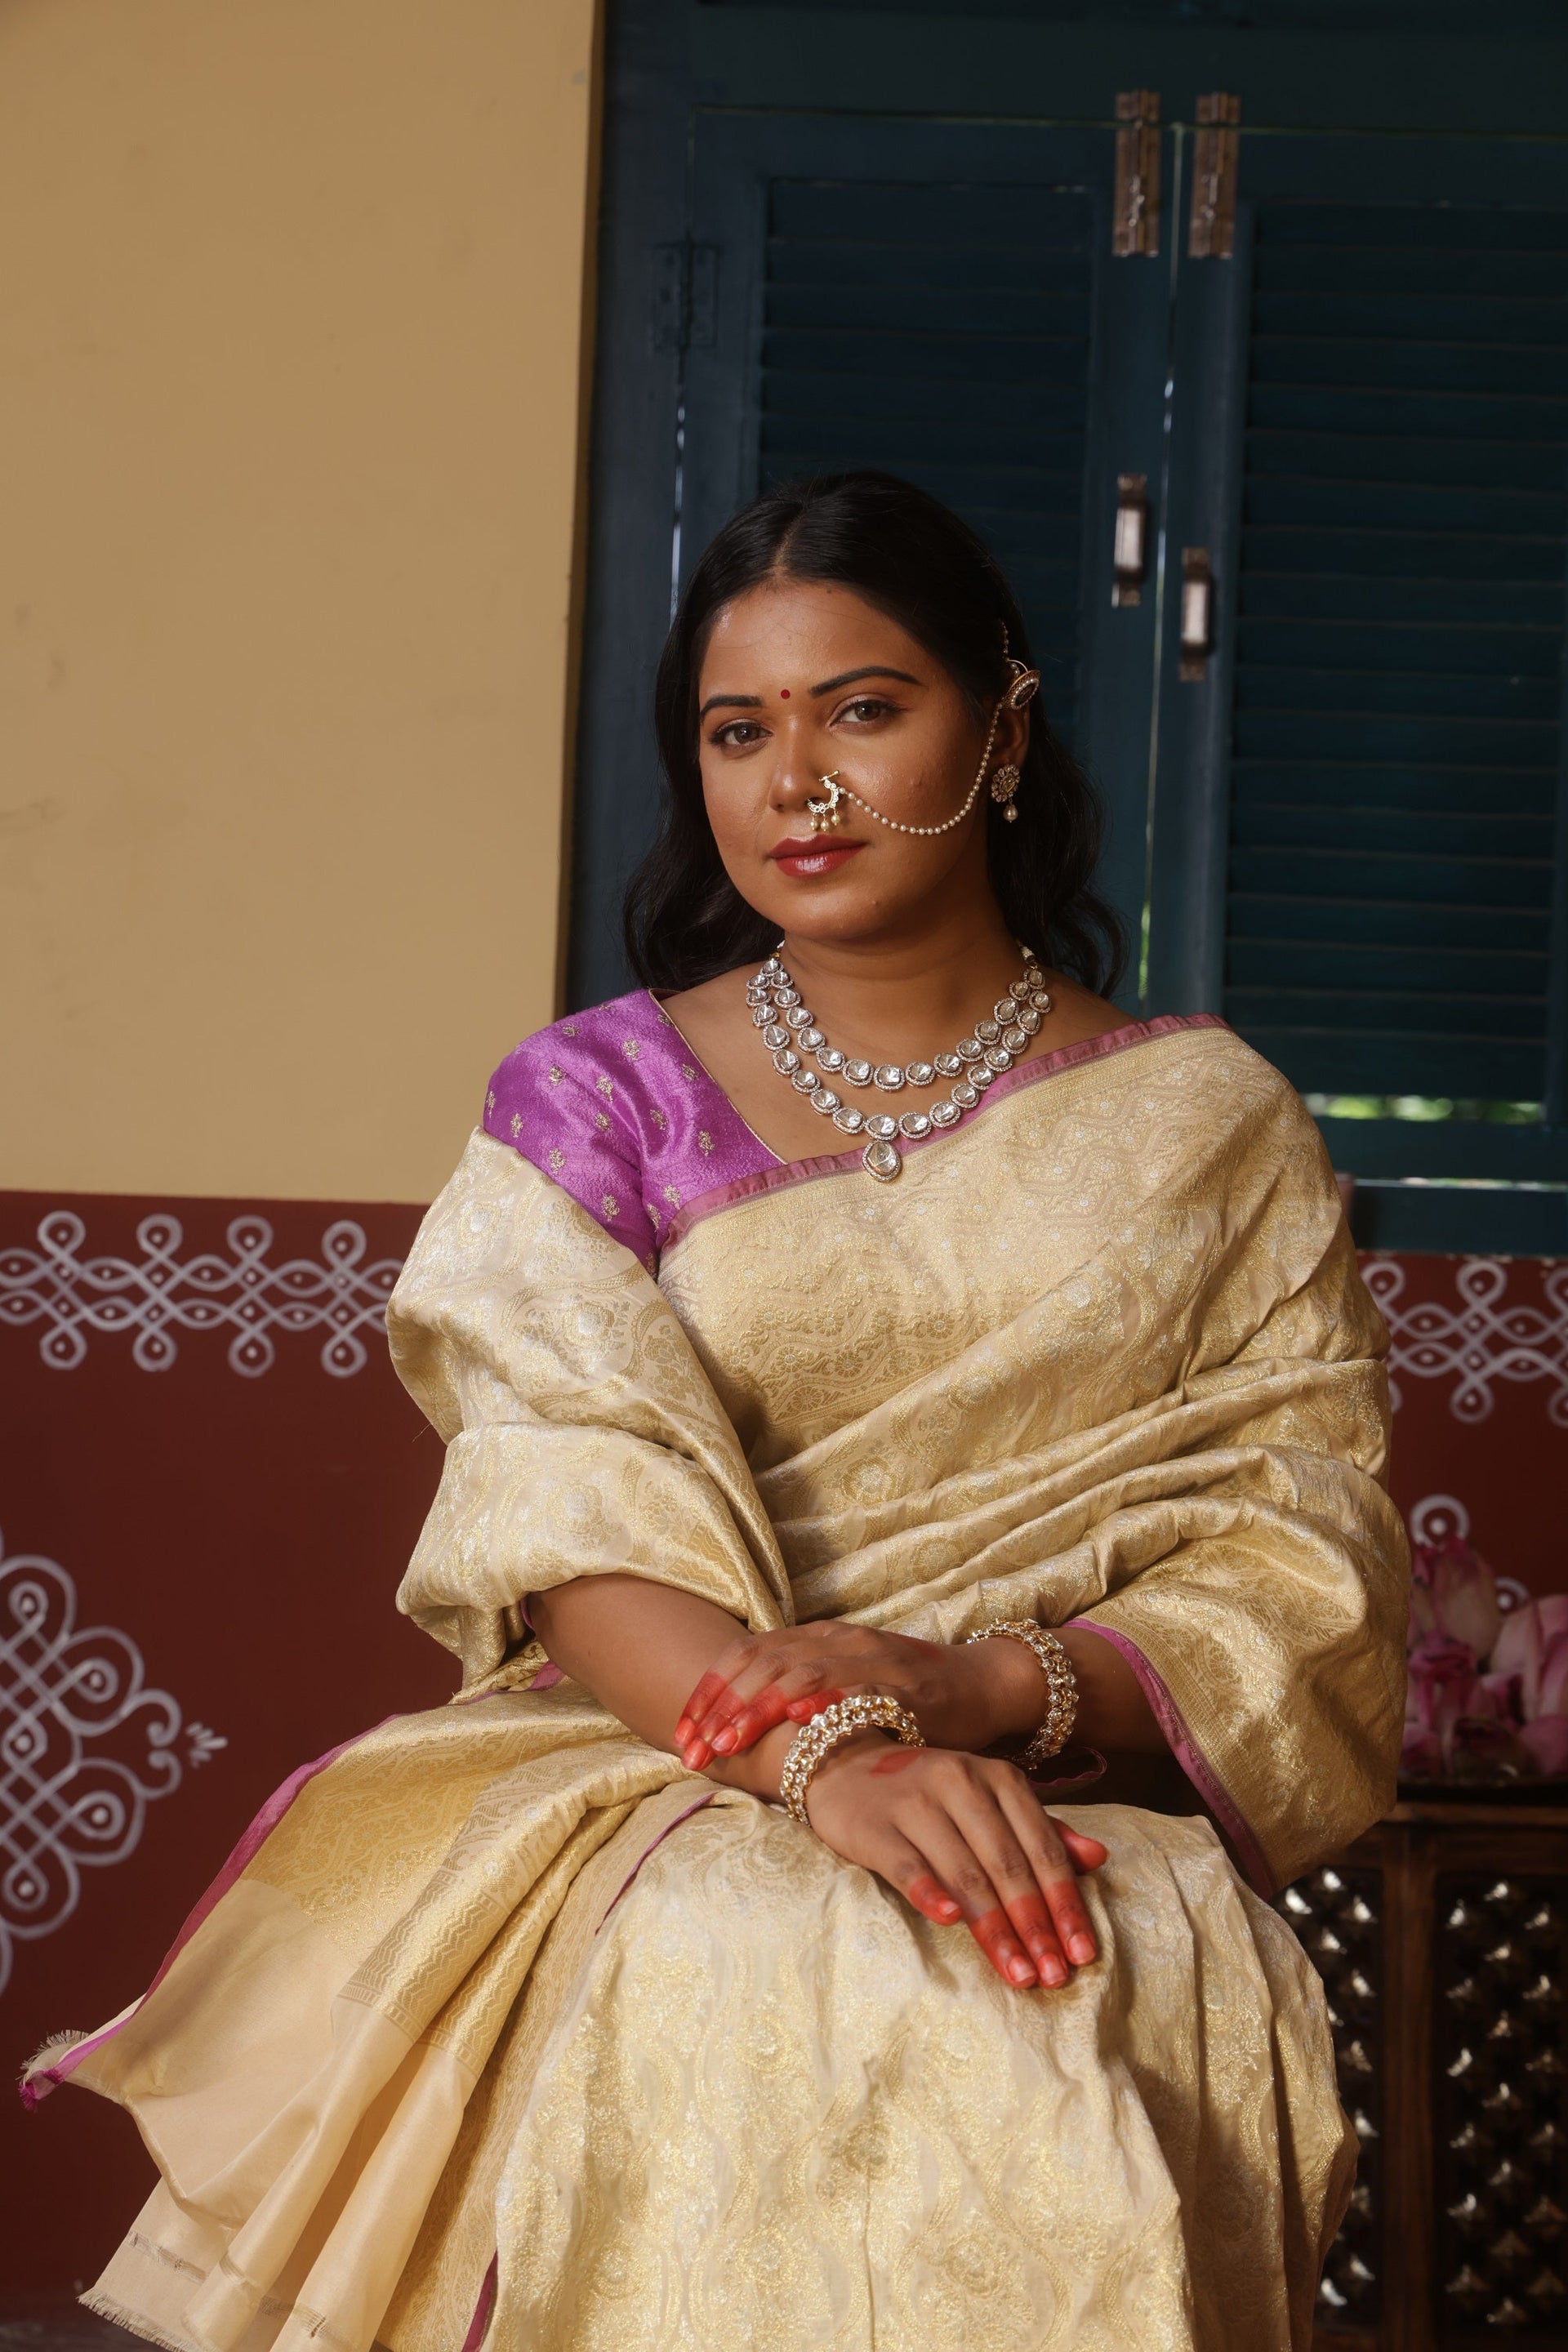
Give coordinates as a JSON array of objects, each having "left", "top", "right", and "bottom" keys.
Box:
[{"left": 25, "top": 1010, "right": 1409, "bottom": 2352}]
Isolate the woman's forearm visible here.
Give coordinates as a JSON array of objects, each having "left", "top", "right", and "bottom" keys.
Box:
[
  {"left": 529, "top": 1574, "right": 795, "bottom": 1799},
  {"left": 1058, "top": 1624, "right": 1168, "bottom": 1753}
]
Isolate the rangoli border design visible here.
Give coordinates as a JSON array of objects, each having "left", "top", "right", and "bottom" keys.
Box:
[
  {"left": 1363, "top": 1255, "right": 1568, "bottom": 1426},
  {"left": 0, "top": 1211, "right": 403, "bottom": 1377},
  {"left": 0, "top": 1533, "right": 225, "bottom": 1995}
]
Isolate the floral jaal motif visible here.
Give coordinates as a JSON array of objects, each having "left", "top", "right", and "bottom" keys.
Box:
[
  {"left": 0, "top": 1534, "right": 225, "bottom": 1994},
  {"left": 1363, "top": 1255, "right": 1568, "bottom": 1425},
  {"left": 0, "top": 1210, "right": 403, "bottom": 1376}
]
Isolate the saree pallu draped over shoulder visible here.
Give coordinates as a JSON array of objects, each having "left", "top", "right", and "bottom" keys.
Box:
[{"left": 24, "top": 1023, "right": 1408, "bottom": 2352}]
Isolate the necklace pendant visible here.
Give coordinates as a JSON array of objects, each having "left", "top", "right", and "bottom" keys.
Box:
[{"left": 862, "top": 1136, "right": 902, "bottom": 1182}]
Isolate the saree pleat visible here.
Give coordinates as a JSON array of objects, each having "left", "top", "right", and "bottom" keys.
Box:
[{"left": 25, "top": 1023, "right": 1405, "bottom": 2352}]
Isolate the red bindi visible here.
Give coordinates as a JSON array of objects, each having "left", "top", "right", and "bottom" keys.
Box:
[{"left": 778, "top": 688, "right": 790, "bottom": 698}]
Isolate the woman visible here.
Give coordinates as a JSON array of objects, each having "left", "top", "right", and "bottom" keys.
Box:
[{"left": 26, "top": 474, "right": 1407, "bottom": 2352}]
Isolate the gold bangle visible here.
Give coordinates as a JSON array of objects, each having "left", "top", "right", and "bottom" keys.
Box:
[
  {"left": 965, "top": 1619, "right": 1078, "bottom": 1771},
  {"left": 778, "top": 1695, "right": 925, "bottom": 1829}
]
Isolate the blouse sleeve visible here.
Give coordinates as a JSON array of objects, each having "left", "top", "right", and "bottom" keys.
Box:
[{"left": 483, "top": 1031, "right": 657, "bottom": 1270}]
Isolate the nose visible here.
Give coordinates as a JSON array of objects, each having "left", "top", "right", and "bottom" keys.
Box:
[{"left": 768, "top": 728, "right": 823, "bottom": 815}]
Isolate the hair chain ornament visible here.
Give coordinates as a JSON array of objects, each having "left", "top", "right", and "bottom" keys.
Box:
[
  {"left": 747, "top": 944, "right": 1051, "bottom": 1182},
  {"left": 779, "top": 1694, "right": 925, "bottom": 1829}
]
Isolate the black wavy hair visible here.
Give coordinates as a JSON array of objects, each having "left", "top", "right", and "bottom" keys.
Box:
[{"left": 623, "top": 470, "right": 1125, "bottom": 996}]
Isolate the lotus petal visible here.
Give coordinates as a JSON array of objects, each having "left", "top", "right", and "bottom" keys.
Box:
[
  {"left": 1408, "top": 1635, "right": 1481, "bottom": 1737},
  {"left": 1519, "top": 1713, "right": 1568, "bottom": 1777},
  {"left": 1539, "top": 1632, "right": 1568, "bottom": 1721},
  {"left": 1491, "top": 1600, "right": 1545, "bottom": 1713},
  {"left": 1427, "top": 1539, "right": 1503, "bottom": 1661}
]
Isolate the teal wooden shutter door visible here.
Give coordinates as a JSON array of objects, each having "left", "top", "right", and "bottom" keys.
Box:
[
  {"left": 755, "top": 178, "right": 1095, "bottom": 741},
  {"left": 1224, "top": 198, "right": 1568, "bottom": 1110},
  {"left": 679, "top": 114, "right": 1172, "bottom": 973}
]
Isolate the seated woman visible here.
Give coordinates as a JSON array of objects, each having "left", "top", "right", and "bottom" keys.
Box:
[{"left": 25, "top": 472, "right": 1407, "bottom": 2352}]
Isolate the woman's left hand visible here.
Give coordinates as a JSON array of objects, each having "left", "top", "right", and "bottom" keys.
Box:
[{"left": 675, "top": 1620, "right": 1040, "bottom": 1771}]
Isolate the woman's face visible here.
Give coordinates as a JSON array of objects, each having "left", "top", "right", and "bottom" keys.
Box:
[{"left": 695, "top": 577, "right": 1027, "bottom": 948}]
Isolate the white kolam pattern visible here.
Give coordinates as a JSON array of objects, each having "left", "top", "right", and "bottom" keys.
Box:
[
  {"left": 0, "top": 1211, "right": 404, "bottom": 1376},
  {"left": 3, "top": 1213, "right": 1568, "bottom": 1419},
  {"left": 0, "top": 1534, "right": 225, "bottom": 1994},
  {"left": 1361, "top": 1255, "right": 1568, "bottom": 1425}
]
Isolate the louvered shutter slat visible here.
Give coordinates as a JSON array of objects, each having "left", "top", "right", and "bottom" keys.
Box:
[
  {"left": 1222, "top": 198, "right": 1568, "bottom": 1108},
  {"left": 757, "top": 178, "right": 1095, "bottom": 740}
]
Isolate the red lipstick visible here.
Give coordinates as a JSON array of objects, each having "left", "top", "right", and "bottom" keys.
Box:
[{"left": 768, "top": 838, "right": 865, "bottom": 880}]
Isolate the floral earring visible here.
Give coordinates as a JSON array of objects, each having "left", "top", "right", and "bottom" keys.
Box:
[{"left": 990, "top": 762, "right": 1022, "bottom": 822}]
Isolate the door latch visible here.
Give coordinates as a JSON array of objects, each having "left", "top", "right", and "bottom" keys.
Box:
[
  {"left": 1112, "top": 474, "right": 1149, "bottom": 606},
  {"left": 1179, "top": 549, "right": 1214, "bottom": 681}
]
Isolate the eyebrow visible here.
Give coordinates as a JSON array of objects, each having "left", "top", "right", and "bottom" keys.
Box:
[
  {"left": 696, "top": 691, "right": 764, "bottom": 720},
  {"left": 809, "top": 666, "right": 923, "bottom": 697},
  {"left": 697, "top": 665, "right": 923, "bottom": 721}
]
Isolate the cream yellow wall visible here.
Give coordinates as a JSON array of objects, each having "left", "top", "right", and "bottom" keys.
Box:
[{"left": 0, "top": 0, "right": 599, "bottom": 1202}]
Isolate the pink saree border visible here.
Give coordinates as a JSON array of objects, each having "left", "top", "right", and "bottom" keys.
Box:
[
  {"left": 19, "top": 1715, "right": 399, "bottom": 2111},
  {"left": 596, "top": 1791, "right": 717, "bottom": 1931},
  {"left": 461, "top": 2256, "right": 498, "bottom": 2352},
  {"left": 658, "top": 1014, "right": 1227, "bottom": 1254},
  {"left": 1074, "top": 1622, "right": 1275, "bottom": 1895}
]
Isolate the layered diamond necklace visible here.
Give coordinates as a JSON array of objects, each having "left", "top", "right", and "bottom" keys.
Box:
[{"left": 747, "top": 945, "right": 1051, "bottom": 1181}]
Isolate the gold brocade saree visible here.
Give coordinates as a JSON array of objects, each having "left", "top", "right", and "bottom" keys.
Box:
[{"left": 26, "top": 1021, "right": 1408, "bottom": 2352}]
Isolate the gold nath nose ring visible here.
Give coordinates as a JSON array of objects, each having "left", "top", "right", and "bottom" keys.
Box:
[{"left": 804, "top": 772, "right": 845, "bottom": 835}]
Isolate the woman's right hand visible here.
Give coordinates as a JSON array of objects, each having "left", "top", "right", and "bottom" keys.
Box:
[{"left": 802, "top": 1735, "right": 1107, "bottom": 1991}]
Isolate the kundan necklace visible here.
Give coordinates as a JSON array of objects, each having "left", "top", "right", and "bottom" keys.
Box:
[{"left": 748, "top": 946, "right": 1051, "bottom": 1182}]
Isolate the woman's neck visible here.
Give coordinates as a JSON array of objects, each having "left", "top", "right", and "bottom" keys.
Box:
[{"left": 774, "top": 906, "right": 1027, "bottom": 1067}]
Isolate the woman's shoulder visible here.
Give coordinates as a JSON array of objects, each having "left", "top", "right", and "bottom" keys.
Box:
[
  {"left": 484, "top": 990, "right": 677, "bottom": 1134},
  {"left": 479, "top": 987, "right": 774, "bottom": 1264}
]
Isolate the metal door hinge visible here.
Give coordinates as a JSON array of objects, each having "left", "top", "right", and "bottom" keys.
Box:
[
  {"left": 1188, "top": 92, "right": 1241, "bottom": 259},
  {"left": 650, "top": 241, "right": 718, "bottom": 356},
  {"left": 1113, "top": 90, "right": 1161, "bottom": 257}
]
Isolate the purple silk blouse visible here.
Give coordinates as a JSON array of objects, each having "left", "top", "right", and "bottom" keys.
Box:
[{"left": 483, "top": 991, "right": 771, "bottom": 1268}]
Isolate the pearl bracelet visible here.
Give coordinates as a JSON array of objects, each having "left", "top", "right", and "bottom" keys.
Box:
[
  {"left": 778, "top": 1694, "right": 925, "bottom": 1828},
  {"left": 965, "top": 1619, "right": 1078, "bottom": 1771}
]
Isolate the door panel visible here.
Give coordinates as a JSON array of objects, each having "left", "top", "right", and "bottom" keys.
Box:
[
  {"left": 1149, "top": 134, "right": 1568, "bottom": 1195},
  {"left": 682, "top": 112, "right": 1172, "bottom": 991}
]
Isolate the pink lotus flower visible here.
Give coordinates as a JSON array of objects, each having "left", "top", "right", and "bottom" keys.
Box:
[
  {"left": 1401, "top": 1535, "right": 1568, "bottom": 1784},
  {"left": 1410, "top": 1536, "right": 1503, "bottom": 1659},
  {"left": 1490, "top": 1592, "right": 1568, "bottom": 1721},
  {"left": 1406, "top": 1635, "right": 1484, "bottom": 1740}
]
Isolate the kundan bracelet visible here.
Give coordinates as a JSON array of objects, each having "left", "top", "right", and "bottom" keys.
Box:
[
  {"left": 965, "top": 1619, "right": 1078, "bottom": 1772},
  {"left": 779, "top": 1694, "right": 925, "bottom": 1827}
]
